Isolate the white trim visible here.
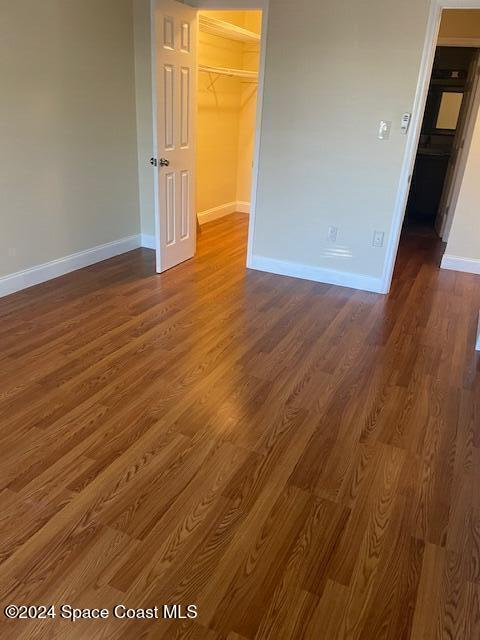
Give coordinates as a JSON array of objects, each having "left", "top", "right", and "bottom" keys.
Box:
[
  {"left": 249, "top": 255, "right": 383, "bottom": 294},
  {"left": 246, "top": 4, "right": 268, "bottom": 270},
  {"left": 382, "top": 0, "right": 480, "bottom": 294},
  {"left": 150, "top": 0, "right": 161, "bottom": 274},
  {"left": 0, "top": 235, "right": 141, "bottom": 298},
  {"left": 441, "top": 254, "right": 480, "bottom": 274},
  {"left": 197, "top": 201, "right": 250, "bottom": 224},
  {"left": 197, "top": 201, "right": 238, "bottom": 224},
  {"left": 437, "top": 36, "right": 480, "bottom": 46},
  {"left": 141, "top": 234, "right": 156, "bottom": 249}
]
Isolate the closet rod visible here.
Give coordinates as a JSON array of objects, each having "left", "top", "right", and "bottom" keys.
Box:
[{"left": 199, "top": 64, "right": 258, "bottom": 81}]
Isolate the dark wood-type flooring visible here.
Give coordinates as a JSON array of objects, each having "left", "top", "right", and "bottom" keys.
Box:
[{"left": 1, "top": 214, "right": 480, "bottom": 639}]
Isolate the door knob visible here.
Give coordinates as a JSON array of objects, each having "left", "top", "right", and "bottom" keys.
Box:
[{"left": 150, "top": 157, "right": 170, "bottom": 167}]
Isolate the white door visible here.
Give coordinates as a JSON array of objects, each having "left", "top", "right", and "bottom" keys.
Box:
[{"left": 152, "top": 0, "right": 197, "bottom": 273}]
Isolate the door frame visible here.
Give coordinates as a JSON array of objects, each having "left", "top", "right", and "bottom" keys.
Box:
[
  {"left": 382, "top": 0, "right": 480, "bottom": 294},
  {"left": 150, "top": 0, "right": 270, "bottom": 272}
]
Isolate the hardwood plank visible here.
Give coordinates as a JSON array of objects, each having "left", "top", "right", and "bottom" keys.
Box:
[
  {"left": 410, "top": 543, "right": 446, "bottom": 640},
  {"left": 0, "top": 218, "right": 479, "bottom": 639}
]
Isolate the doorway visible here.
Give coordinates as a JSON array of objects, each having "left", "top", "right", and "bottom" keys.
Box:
[
  {"left": 196, "top": 10, "right": 262, "bottom": 228},
  {"left": 404, "top": 45, "right": 478, "bottom": 239},
  {"left": 383, "top": 4, "right": 480, "bottom": 293},
  {"left": 150, "top": 0, "right": 267, "bottom": 276}
]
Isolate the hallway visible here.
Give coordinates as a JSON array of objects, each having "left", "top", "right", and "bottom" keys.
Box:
[{"left": 0, "top": 213, "right": 479, "bottom": 639}]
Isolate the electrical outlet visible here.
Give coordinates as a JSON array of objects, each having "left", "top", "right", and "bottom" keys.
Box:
[
  {"left": 8, "top": 247, "right": 17, "bottom": 257},
  {"left": 327, "top": 226, "right": 338, "bottom": 243},
  {"left": 373, "top": 231, "right": 385, "bottom": 248}
]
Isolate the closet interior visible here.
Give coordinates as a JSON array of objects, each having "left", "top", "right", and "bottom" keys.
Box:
[{"left": 196, "top": 10, "right": 262, "bottom": 225}]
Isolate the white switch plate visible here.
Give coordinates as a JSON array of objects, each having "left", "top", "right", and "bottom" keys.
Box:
[
  {"left": 373, "top": 231, "right": 385, "bottom": 247},
  {"left": 327, "top": 226, "right": 338, "bottom": 243},
  {"left": 401, "top": 113, "right": 412, "bottom": 135},
  {"left": 378, "top": 120, "right": 392, "bottom": 140}
]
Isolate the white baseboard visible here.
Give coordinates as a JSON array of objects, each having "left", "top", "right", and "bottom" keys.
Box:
[
  {"left": 249, "top": 255, "right": 384, "bottom": 294},
  {"left": 441, "top": 254, "right": 480, "bottom": 275},
  {"left": 197, "top": 201, "right": 250, "bottom": 225},
  {"left": 141, "top": 234, "right": 156, "bottom": 250},
  {"left": 0, "top": 234, "right": 141, "bottom": 298},
  {"left": 197, "top": 202, "right": 237, "bottom": 225}
]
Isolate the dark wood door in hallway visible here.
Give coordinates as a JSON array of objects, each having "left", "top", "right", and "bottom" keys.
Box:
[{"left": 0, "top": 214, "right": 479, "bottom": 639}]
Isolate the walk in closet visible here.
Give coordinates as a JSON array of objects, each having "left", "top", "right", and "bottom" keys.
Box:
[{"left": 196, "top": 11, "right": 262, "bottom": 224}]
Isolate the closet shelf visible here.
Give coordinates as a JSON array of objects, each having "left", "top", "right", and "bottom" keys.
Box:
[
  {"left": 199, "top": 64, "right": 258, "bottom": 81},
  {"left": 199, "top": 15, "right": 260, "bottom": 44}
]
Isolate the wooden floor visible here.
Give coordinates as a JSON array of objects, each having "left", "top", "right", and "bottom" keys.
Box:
[{"left": 1, "top": 213, "right": 480, "bottom": 639}]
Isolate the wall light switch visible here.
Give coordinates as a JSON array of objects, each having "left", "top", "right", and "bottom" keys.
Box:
[
  {"left": 373, "top": 231, "right": 385, "bottom": 247},
  {"left": 401, "top": 113, "right": 412, "bottom": 135},
  {"left": 378, "top": 120, "right": 392, "bottom": 140}
]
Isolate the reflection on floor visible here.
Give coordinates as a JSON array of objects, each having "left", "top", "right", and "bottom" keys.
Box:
[{"left": 0, "top": 212, "right": 479, "bottom": 639}]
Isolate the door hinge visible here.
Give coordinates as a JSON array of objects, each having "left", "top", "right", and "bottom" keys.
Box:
[{"left": 150, "top": 157, "right": 158, "bottom": 167}]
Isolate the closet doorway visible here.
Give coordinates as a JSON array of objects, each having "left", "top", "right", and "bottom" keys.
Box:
[{"left": 150, "top": 0, "right": 267, "bottom": 275}]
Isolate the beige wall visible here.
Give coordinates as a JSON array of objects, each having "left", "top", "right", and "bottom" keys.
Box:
[
  {"left": 133, "top": 0, "right": 155, "bottom": 237},
  {"left": 445, "top": 103, "right": 480, "bottom": 263},
  {"left": 135, "top": 0, "right": 434, "bottom": 284},
  {"left": 252, "top": 0, "right": 430, "bottom": 279},
  {"left": 237, "top": 11, "right": 262, "bottom": 205},
  {"left": 135, "top": 0, "right": 438, "bottom": 278},
  {"left": 0, "top": 0, "right": 141, "bottom": 278},
  {"left": 236, "top": 83, "right": 258, "bottom": 205},
  {"left": 5, "top": 0, "right": 467, "bottom": 290},
  {"left": 197, "top": 11, "right": 245, "bottom": 213}
]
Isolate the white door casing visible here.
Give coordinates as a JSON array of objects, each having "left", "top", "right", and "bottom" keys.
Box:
[{"left": 152, "top": 0, "right": 197, "bottom": 273}]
